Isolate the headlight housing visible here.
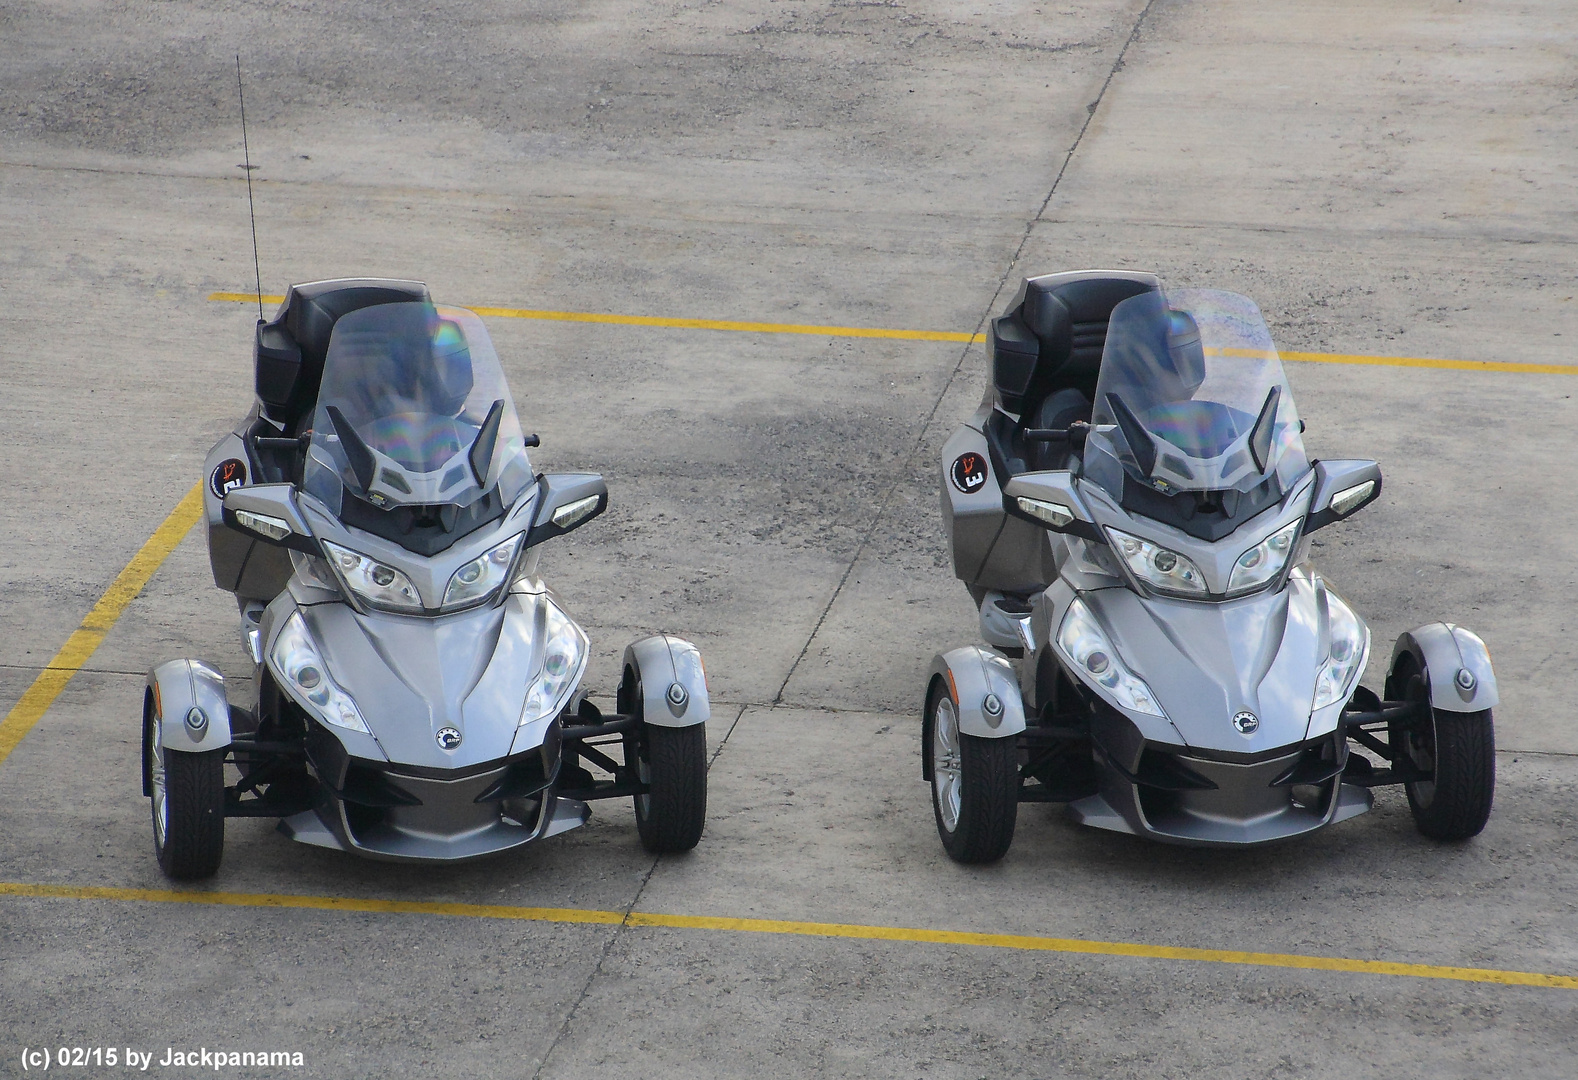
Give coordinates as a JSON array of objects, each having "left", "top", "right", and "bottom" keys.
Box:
[
  {"left": 1227, "top": 520, "right": 1300, "bottom": 597},
  {"left": 269, "top": 611, "right": 370, "bottom": 734},
  {"left": 1055, "top": 597, "right": 1166, "bottom": 717},
  {"left": 1312, "top": 587, "right": 1369, "bottom": 710},
  {"left": 1106, "top": 528, "right": 1208, "bottom": 598},
  {"left": 519, "top": 599, "right": 588, "bottom": 728},
  {"left": 289, "top": 549, "right": 341, "bottom": 593},
  {"left": 322, "top": 540, "right": 423, "bottom": 613},
  {"left": 442, "top": 533, "right": 524, "bottom": 611}
]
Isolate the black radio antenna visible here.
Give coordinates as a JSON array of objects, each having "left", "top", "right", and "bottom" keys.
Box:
[{"left": 235, "top": 55, "right": 264, "bottom": 320}]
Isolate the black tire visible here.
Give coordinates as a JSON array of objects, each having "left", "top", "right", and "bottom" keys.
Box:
[
  {"left": 151, "top": 737, "right": 226, "bottom": 880},
  {"left": 926, "top": 680, "right": 1018, "bottom": 864},
  {"left": 1391, "top": 659, "right": 1495, "bottom": 841},
  {"left": 634, "top": 723, "right": 708, "bottom": 853}
]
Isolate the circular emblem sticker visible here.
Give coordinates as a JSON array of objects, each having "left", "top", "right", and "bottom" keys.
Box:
[
  {"left": 210, "top": 458, "right": 247, "bottom": 498},
  {"left": 1232, "top": 711, "right": 1259, "bottom": 735},
  {"left": 436, "top": 726, "right": 463, "bottom": 750},
  {"left": 950, "top": 451, "right": 989, "bottom": 494}
]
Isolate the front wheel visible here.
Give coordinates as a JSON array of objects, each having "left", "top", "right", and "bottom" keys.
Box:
[
  {"left": 148, "top": 714, "right": 225, "bottom": 879},
  {"left": 1391, "top": 659, "right": 1495, "bottom": 841},
  {"left": 634, "top": 723, "right": 708, "bottom": 853},
  {"left": 927, "top": 680, "right": 1017, "bottom": 864}
]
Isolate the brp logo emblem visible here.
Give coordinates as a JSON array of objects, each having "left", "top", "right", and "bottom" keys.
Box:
[
  {"left": 1232, "top": 711, "right": 1259, "bottom": 735},
  {"left": 436, "top": 726, "right": 463, "bottom": 750}
]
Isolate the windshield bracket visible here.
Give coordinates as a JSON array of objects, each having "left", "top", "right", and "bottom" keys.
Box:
[
  {"left": 325, "top": 405, "right": 377, "bottom": 493},
  {"left": 469, "top": 399, "right": 505, "bottom": 487},
  {"left": 1105, "top": 392, "right": 1157, "bottom": 479},
  {"left": 1248, "top": 385, "right": 1281, "bottom": 474}
]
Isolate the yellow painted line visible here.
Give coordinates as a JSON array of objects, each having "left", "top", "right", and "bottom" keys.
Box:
[
  {"left": 209, "top": 292, "right": 1574, "bottom": 374},
  {"left": 0, "top": 484, "right": 205, "bottom": 767},
  {"left": 1280, "top": 350, "right": 1577, "bottom": 376},
  {"left": 0, "top": 882, "right": 622, "bottom": 925},
  {"left": 4, "top": 881, "right": 1574, "bottom": 990},
  {"left": 207, "top": 293, "right": 980, "bottom": 344}
]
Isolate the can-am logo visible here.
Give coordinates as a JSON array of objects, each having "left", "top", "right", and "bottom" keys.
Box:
[
  {"left": 950, "top": 452, "right": 988, "bottom": 494},
  {"left": 436, "top": 727, "right": 463, "bottom": 750}
]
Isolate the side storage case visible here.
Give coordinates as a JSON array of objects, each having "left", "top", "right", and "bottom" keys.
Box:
[
  {"left": 203, "top": 429, "right": 293, "bottom": 602},
  {"left": 940, "top": 418, "right": 1056, "bottom": 597}
]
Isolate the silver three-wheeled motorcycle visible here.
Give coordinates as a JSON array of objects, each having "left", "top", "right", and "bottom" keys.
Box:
[
  {"left": 929, "top": 272, "right": 1496, "bottom": 861},
  {"left": 144, "top": 279, "right": 710, "bottom": 878}
]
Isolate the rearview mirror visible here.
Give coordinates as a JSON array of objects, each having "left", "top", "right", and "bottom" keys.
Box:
[
  {"left": 1001, "top": 471, "right": 1102, "bottom": 543},
  {"left": 222, "top": 484, "right": 320, "bottom": 553},
  {"left": 1306, "top": 460, "right": 1382, "bottom": 532},
  {"left": 526, "top": 473, "right": 609, "bottom": 547}
]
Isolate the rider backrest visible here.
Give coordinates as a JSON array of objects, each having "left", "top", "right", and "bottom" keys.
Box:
[
  {"left": 254, "top": 278, "right": 432, "bottom": 430},
  {"left": 989, "top": 270, "right": 1161, "bottom": 417}
]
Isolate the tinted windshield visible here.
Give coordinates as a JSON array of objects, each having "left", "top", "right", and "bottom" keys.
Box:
[
  {"left": 1083, "top": 289, "right": 1306, "bottom": 500},
  {"left": 303, "top": 303, "right": 532, "bottom": 514}
]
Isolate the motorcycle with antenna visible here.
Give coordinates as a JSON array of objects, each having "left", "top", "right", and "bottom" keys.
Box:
[
  {"left": 142, "top": 279, "right": 710, "bottom": 877},
  {"left": 927, "top": 272, "right": 1496, "bottom": 861}
]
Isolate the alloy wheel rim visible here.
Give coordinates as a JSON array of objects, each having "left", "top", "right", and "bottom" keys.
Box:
[
  {"left": 150, "top": 718, "right": 169, "bottom": 846},
  {"left": 634, "top": 677, "right": 651, "bottom": 817},
  {"left": 932, "top": 696, "right": 962, "bottom": 832},
  {"left": 1405, "top": 673, "right": 1437, "bottom": 806}
]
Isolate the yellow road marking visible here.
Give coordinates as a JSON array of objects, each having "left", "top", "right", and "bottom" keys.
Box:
[
  {"left": 3, "top": 881, "right": 1574, "bottom": 990},
  {"left": 0, "top": 484, "right": 205, "bottom": 767},
  {"left": 208, "top": 292, "right": 1575, "bottom": 375},
  {"left": 207, "top": 293, "right": 979, "bottom": 344}
]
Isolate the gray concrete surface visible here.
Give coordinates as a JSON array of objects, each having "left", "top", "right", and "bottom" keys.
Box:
[{"left": 3, "top": 0, "right": 1577, "bottom": 1077}]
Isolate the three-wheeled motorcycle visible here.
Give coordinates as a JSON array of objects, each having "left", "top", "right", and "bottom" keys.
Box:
[
  {"left": 143, "top": 279, "right": 710, "bottom": 878},
  {"left": 928, "top": 271, "right": 1496, "bottom": 861}
]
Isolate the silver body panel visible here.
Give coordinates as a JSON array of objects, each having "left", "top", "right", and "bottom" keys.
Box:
[
  {"left": 928, "top": 646, "right": 1027, "bottom": 740},
  {"left": 623, "top": 635, "right": 711, "bottom": 727},
  {"left": 1391, "top": 623, "right": 1499, "bottom": 712},
  {"left": 146, "top": 659, "right": 233, "bottom": 754}
]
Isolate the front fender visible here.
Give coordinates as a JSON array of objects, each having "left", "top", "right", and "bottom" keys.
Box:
[
  {"left": 145, "top": 659, "right": 233, "bottom": 765},
  {"left": 927, "top": 646, "right": 1027, "bottom": 740},
  {"left": 1388, "top": 623, "right": 1499, "bottom": 713},
  {"left": 621, "top": 635, "right": 710, "bottom": 727}
]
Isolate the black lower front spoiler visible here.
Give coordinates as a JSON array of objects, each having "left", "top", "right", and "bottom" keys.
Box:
[{"left": 1017, "top": 687, "right": 1430, "bottom": 847}]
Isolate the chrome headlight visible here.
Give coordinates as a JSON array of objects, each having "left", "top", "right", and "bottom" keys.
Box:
[
  {"left": 1227, "top": 520, "right": 1300, "bottom": 597},
  {"left": 1106, "top": 528, "right": 1208, "bottom": 598},
  {"left": 322, "top": 540, "right": 423, "bottom": 613},
  {"left": 269, "top": 611, "right": 370, "bottom": 734},
  {"left": 442, "top": 533, "right": 524, "bottom": 611},
  {"left": 1056, "top": 597, "right": 1166, "bottom": 717},
  {"left": 519, "top": 599, "right": 588, "bottom": 728},
  {"left": 1313, "top": 587, "right": 1369, "bottom": 710}
]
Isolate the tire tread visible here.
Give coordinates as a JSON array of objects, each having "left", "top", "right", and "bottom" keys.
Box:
[
  {"left": 636, "top": 724, "right": 707, "bottom": 853},
  {"left": 157, "top": 748, "right": 226, "bottom": 880}
]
